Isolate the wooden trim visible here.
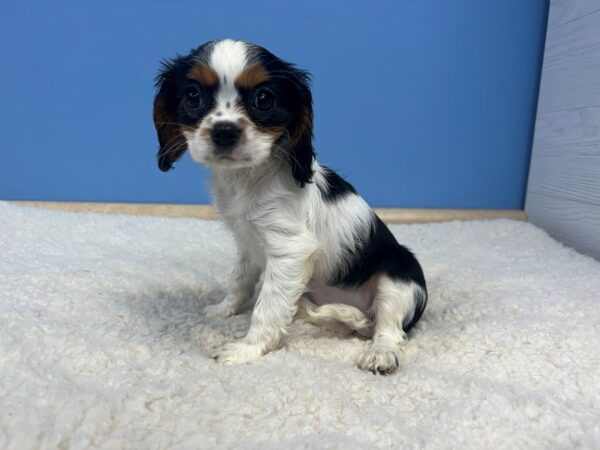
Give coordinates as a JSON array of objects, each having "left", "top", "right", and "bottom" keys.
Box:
[
  {"left": 374, "top": 208, "right": 527, "bottom": 223},
  {"left": 11, "top": 201, "right": 527, "bottom": 223},
  {"left": 12, "top": 201, "right": 219, "bottom": 220}
]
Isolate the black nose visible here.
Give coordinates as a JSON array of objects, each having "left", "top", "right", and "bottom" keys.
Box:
[{"left": 211, "top": 122, "right": 241, "bottom": 149}]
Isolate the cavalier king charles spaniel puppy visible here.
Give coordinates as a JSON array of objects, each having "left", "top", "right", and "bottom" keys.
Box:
[{"left": 153, "top": 39, "right": 427, "bottom": 374}]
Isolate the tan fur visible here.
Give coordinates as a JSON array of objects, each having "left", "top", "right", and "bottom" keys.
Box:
[
  {"left": 235, "top": 64, "right": 269, "bottom": 88},
  {"left": 187, "top": 63, "right": 219, "bottom": 86}
]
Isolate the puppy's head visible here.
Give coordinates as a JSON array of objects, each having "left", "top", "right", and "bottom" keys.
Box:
[{"left": 153, "top": 39, "right": 314, "bottom": 186}]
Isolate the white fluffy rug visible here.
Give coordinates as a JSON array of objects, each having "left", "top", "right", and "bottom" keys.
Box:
[{"left": 1, "top": 201, "right": 599, "bottom": 449}]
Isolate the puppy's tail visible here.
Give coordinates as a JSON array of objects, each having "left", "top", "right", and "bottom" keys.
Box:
[{"left": 296, "top": 297, "right": 373, "bottom": 337}]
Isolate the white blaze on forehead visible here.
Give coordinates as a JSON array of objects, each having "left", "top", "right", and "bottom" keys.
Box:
[
  {"left": 209, "top": 39, "right": 249, "bottom": 115},
  {"left": 209, "top": 39, "right": 249, "bottom": 81}
]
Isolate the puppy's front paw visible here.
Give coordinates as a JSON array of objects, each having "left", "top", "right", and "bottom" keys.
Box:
[
  {"left": 214, "top": 340, "right": 265, "bottom": 365},
  {"left": 203, "top": 299, "right": 238, "bottom": 319},
  {"left": 357, "top": 345, "right": 400, "bottom": 375}
]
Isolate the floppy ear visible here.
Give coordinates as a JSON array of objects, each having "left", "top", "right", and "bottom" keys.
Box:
[
  {"left": 153, "top": 60, "right": 187, "bottom": 172},
  {"left": 287, "top": 69, "right": 315, "bottom": 187}
]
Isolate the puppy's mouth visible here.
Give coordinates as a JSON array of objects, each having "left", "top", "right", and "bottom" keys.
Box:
[
  {"left": 207, "top": 150, "right": 253, "bottom": 165},
  {"left": 214, "top": 154, "right": 235, "bottom": 160}
]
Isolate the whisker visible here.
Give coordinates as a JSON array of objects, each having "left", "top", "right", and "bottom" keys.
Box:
[
  {"left": 159, "top": 133, "right": 187, "bottom": 153},
  {"left": 159, "top": 140, "right": 188, "bottom": 158}
]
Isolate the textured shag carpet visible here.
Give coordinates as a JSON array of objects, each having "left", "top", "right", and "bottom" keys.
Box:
[{"left": 1, "top": 201, "right": 599, "bottom": 449}]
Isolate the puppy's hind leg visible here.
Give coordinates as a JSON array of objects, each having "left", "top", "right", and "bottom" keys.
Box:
[{"left": 357, "top": 277, "right": 426, "bottom": 375}]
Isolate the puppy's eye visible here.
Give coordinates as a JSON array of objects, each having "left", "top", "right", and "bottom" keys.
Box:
[
  {"left": 254, "top": 88, "right": 274, "bottom": 111},
  {"left": 183, "top": 86, "right": 202, "bottom": 109}
]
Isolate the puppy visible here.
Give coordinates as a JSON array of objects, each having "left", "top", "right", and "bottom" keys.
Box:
[{"left": 153, "top": 39, "right": 427, "bottom": 374}]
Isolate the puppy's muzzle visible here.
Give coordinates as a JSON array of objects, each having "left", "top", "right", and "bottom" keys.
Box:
[{"left": 211, "top": 121, "right": 241, "bottom": 151}]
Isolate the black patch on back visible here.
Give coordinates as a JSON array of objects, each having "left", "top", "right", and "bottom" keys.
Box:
[{"left": 319, "top": 165, "right": 357, "bottom": 202}]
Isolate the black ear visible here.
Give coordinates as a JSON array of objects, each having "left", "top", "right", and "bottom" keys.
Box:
[
  {"left": 153, "top": 59, "right": 187, "bottom": 172},
  {"left": 289, "top": 127, "right": 315, "bottom": 187},
  {"left": 287, "top": 69, "right": 315, "bottom": 187}
]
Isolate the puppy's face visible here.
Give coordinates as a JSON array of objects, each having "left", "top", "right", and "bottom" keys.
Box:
[{"left": 153, "top": 39, "right": 315, "bottom": 185}]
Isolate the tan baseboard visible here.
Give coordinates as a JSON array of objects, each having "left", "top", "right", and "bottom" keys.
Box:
[
  {"left": 374, "top": 208, "right": 527, "bottom": 223},
  {"left": 11, "top": 201, "right": 527, "bottom": 224},
  {"left": 12, "top": 201, "right": 220, "bottom": 220}
]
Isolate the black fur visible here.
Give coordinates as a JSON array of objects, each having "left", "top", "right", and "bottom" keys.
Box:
[
  {"left": 322, "top": 168, "right": 428, "bottom": 332},
  {"left": 318, "top": 165, "right": 357, "bottom": 202},
  {"left": 287, "top": 132, "right": 315, "bottom": 187}
]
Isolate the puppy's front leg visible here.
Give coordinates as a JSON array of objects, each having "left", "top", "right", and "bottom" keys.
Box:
[
  {"left": 215, "top": 230, "right": 317, "bottom": 365},
  {"left": 204, "top": 251, "right": 261, "bottom": 319}
]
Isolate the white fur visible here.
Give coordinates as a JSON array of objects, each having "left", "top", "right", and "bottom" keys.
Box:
[
  {"left": 209, "top": 40, "right": 247, "bottom": 84},
  {"left": 206, "top": 154, "right": 421, "bottom": 372},
  {"left": 357, "top": 279, "right": 422, "bottom": 374},
  {"left": 209, "top": 40, "right": 247, "bottom": 124},
  {"left": 295, "top": 296, "right": 373, "bottom": 337},
  {"left": 210, "top": 158, "right": 322, "bottom": 364}
]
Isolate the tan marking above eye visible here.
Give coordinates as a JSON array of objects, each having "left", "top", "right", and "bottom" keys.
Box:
[
  {"left": 235, "top": 64, "right": 269, "bottom": 88},
  {"left": 187, "top": 63, "right": 219, "bottom": 86}
]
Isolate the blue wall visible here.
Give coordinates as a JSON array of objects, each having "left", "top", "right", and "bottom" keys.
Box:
[{"left": 0, "top": 0, "right": 548, "bottom": 208}]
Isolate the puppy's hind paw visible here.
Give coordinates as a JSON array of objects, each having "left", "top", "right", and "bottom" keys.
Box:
[
  {"left": 213, "top": 340, "right": 265, "bottom": 365},
  {"left": 357, "top": 345, "right": 400, "bottom": 375}
]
